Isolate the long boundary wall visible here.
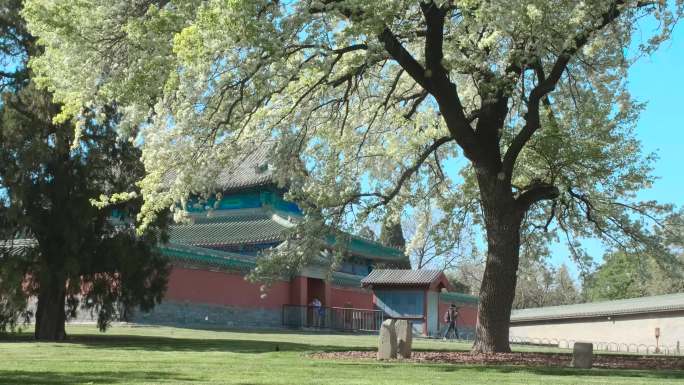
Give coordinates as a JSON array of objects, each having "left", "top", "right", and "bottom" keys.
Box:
[{"left": 510, "top": 311, "right": 684, "bottom": 350}]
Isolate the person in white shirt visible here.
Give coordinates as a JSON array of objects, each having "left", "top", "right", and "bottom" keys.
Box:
[{"left": 310, "top": 298, "right": 323, "bottom": 328}]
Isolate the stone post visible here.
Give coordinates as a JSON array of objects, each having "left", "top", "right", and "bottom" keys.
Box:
[
  {"left": 395, "top": 320, "right": 413, "bottom": 359},
  {"left": 572, "top": 342, "right": 593, "bottom": 369},
  {"left": 377, "top": 319, "right": 397, "bottom": 360}
]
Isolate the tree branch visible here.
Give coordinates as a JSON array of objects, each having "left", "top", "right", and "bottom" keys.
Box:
[
  {"left": 502, "top": 1, "right": 640, "bottom": 176},
  {"left": 378, "top": 27, "right": 431, "bottom": 91},
  {"left": 318, "top": 1, "right": 480, "bottom": 160},
  {"left": 339, "top": 136, "right": 454, "bottom": 212},
  {"left": 415, "top": 2, "right": 481, "bottom": 161},
  {"left": 420, "top": 2, "right": 448, "bottom": 82},
  {"left": 516, "top": 181, "right": 559, "bottom": 210}
]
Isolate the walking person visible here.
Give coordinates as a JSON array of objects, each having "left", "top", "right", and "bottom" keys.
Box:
[{"left": 442, "top": 304, "right": 459, "bottom": 341}]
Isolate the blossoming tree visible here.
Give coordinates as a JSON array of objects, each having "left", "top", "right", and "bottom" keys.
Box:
[{"left": 23, "top": 0, "right": 683, "bottom": 352}]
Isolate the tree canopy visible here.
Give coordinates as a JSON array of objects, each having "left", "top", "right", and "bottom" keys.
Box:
[
  {"left": 584, "top": 248, "right": 684, "bottom": 301},
  {"left": 23, "top": 0, "right": 683, "bottom": 351}
]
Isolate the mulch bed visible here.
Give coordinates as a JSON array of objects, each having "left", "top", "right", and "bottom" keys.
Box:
[{"left": 312, "top": 351, "right": 684, "bottom": 370}]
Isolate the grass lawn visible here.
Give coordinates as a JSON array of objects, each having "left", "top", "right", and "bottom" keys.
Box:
[{"left": 1, "top": 325, "right": 682, "bottom": 385}]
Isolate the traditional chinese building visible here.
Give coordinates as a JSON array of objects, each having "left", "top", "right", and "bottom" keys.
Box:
[
  {"left": 360, "top": 270, "right": 478, "bottom": 337},
  {"left": 128, "top": 148, "right": 478, "bottom": 336}
]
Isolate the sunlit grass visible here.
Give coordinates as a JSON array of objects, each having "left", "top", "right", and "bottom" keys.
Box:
[{"left": 0, "top": 325, "right": 681, "bottom": 384}]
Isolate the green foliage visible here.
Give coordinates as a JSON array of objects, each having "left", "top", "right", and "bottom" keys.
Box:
[
  {"left": 378, "top": 218, "right": 404, "bottom": 250},
  {"left": 0, "top": 244, "right": 34, "bottom": 332},
  {"left": 0, "top": 81, "right": 170, "bottom": 333},
  {"left": 0, "top": 3, "right": 170, "bottom": 334},
  {"left": 0, "top": 0, "right": 32, "bottom": 92},
  {"left": 584, "top": 250, "right": 684, "bottom": 301},
  {"left": 376, "top": 218, "right": 411, "bottom": 269}
]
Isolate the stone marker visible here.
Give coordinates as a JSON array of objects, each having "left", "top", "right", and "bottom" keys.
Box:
[
  {"left": 572, "top": 342, "right": 593, "bottom": 369},
  {"left": 377, "top": 319, "right": 397, "bottom": 360},
  {"left": 395, "top": 320, "right": 413, "bottom": 359}
]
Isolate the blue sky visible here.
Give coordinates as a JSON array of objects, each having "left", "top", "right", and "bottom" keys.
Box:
[
  {"left": 548, "top": 24, "right": 684, "bottom": 272},
  {"left": 629, "top": 32, "right": 684, "bottom": 205}
]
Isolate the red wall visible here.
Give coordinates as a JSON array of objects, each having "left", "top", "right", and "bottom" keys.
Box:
[
  {"left": 165, "top": 267, "right": 290, "bottom": 309},
  {"left": 290, "top": 276, "right": 308, "bottom": 306},
  {"left": 330, "top": 286, "right": 374, "bottom": 309},
  {"left": 166, "top": 267, "right": 377, "bottom": 311},
  {"left": 438, "top": 300, "right": 478, "bottom": 329}
]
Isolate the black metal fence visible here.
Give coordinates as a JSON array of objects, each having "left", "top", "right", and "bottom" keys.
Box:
[{"left": 282, "top": 304, "right": 384, "bottom": 332}]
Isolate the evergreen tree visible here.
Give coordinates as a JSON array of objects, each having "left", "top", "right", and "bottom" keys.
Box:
[
  {"left": 552, "top": 265, "right": 581, "bottom": 305},
  {"left": 0, "top": 3, "right": 169, "bottom": 340},
  {"left": 377, "top": 217, "right": 411, "bottom": 269}
]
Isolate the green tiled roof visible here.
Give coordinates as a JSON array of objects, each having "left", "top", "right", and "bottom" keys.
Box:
[
  {"left": 169, "top": 214, "right": 287, "bottom": 246},
  {"left": 163, "top": 143, "right": 275, "bottom": 193},
  {"left": 159, "top": 243, "right": 256, "bottom": 271},
  {"left": 169, "top": 211, "right": 404, "bottom": 262},
  {"left": 511, "top": 292, "right": 684, "bottom": 323},
  {"left": 215, "top": 145, "right": 274, "bottom": 192},
  {"left": 361, "top": 269, "right": 444, "bottom": 287},
  {"left": 332, "top": 271, "right": 365, "bottom": 287},
  {"left": 161, "top": 243, "right": 370, "bottom": 288},
  {"left": 345, "top": 236, "right": 405, "bottom": 261},
  {"left": 440, "top": 291, "right": 479, "bottom": 304}
]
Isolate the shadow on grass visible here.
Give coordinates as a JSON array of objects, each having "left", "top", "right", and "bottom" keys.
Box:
[
  {"left": 432, "top": 362, "right": 684, "bottom": 380},
  {"left": 3, "top": 330, "right": 682, "bottom": 382},
  {"left": 328, "top": 360, "right": 684, "bottom": 381},
  {"left": 0, "top": 370, "right": 194, "bottom": 385},
  {"left": 0, "top": 331, "right": 372, "bottom": 354},
  {"left": 3, "top": 325, "right": 470, "bottom": 351},
  {"left": 156, "top": 324, "right": 379, "bottom": 337}
]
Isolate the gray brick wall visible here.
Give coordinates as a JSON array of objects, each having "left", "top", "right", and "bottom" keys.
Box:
[{"left": 132, "top": 301, "right": 282, "bottom": 329}]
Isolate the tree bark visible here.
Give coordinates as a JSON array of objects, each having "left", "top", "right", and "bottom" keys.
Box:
[
  {"left": 471, "top": 171, "right": 523, "bottom": 353},
  {"left": 34, "top": 274, "right": 67, "bottom": 341}
]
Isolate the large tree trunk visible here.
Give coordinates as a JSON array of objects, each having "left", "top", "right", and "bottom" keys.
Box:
[
  {"left": 471, "top": 172, "right": 523, "bottom": 353},
  {"left": 34, "top": 274, "right": 67, "bottom": 341}
]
